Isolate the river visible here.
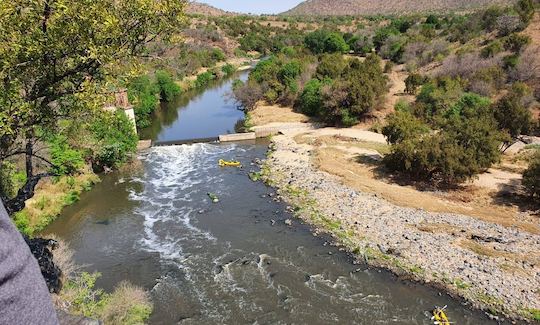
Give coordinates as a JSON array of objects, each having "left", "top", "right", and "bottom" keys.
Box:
[{"left": 45, "top": 71, "right": 497, "bottom": 324}]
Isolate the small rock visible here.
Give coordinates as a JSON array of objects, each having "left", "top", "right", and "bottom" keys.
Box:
[{"left": 284, "top": 219, "right": 293, "bottom": 226}]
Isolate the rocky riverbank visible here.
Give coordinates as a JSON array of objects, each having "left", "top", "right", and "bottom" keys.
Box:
[{"left": 261, "top": 131, "right": 540, "bottom": 322}]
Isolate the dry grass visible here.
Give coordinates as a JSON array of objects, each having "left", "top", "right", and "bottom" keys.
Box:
[
  {"left": 15, "top": 170, "right": 100, "bottom": 236},
  {"left": 248, "top": 103, "right": 310, "bottom": 127},
  {"left": 52, "top": 238, "right": 153, "bottom": 324},
  {"left": 101, "top": 282, "right": 153, "bottom": 325},
  {"left": 311, "top": 146, "right": 539, "bottom": 234}
]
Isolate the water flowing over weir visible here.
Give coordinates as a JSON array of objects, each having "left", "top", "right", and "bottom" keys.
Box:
[
  {"left": 45, "top": 67, "right": 496, "bottom": 324},
  {"left": 47, "top": 142, "right": 495, "bottom": 325}
]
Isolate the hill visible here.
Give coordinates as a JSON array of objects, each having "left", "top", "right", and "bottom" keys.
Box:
[
  {"left": 283, "top": 0, "right": 515, "bottom": 16},
  {"left": 186, "top": 1, "right": 236, "bottom": 16}
]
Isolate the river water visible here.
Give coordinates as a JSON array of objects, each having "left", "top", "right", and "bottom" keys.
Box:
[{"left": 45, "top": 72, "right": 497, "bottom": 324}]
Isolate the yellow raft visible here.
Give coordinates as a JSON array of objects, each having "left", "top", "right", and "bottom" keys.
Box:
[
  {"left": 432, "top": 306, "right": 451, "bottom": 325},
  {"left": 218, "top": 159, "right": 241, "bottom": 167}
]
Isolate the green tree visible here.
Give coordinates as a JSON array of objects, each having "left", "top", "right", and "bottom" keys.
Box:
[
  {"left": 316, "top": 53, "right": 347, "bottom": 79},
  {"left": 297, "top": 79, "right": 324, "bottom": 116},
  {"left": 493, "top": 82, "right": 533, "bottom": 150},
  {"left": 0, "top": 0, "right": 186, "bottom": 215},
  {"left": 155, "top": 70, "right": 182, "bottom": 102},
  {"left": 523, "top": 152, "right": 540, "bottom": 199}
]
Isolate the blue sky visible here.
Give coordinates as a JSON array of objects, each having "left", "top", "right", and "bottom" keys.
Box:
[{"left": 197, "top": 0, "right": 304, "bottom": 14}]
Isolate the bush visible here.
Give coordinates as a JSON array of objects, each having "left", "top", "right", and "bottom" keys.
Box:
[
  {"left": 155, "top": 70, "right": 181, "bottom": 102},
  {"left": 504, "top": 33, "right": 531, "bottom": 53},
  {"left": 297, "top": 79, "right": 324, "bottom": 116},
  {"left": 383, "top": 93, "right": 502, "bottom": 184},
  {"left": 493, "top": 82, "right": 533, "bottom": 148},
  {"left": 481, "top": 41, "right": 503, "bottom": 58},
  {"left": 405, "top": 73, "right": 429, "bottom": 94},
  {"left": 49, "top": 135, "right": 85, "bottom": 176},
  {"left": 305, "top": 30, "right": 349, "bottom": 54},
  {"left": 523, "top": 152, "right": 540, "bottom": 198},
  {"left": 232, "top": 80, "right": 263, "bottom": 111},
  {"left": 384, "top": 61, "right": 394, "bottom": 73},
  {"left": 128, "top": 76, "right": 159, "bottom": 128},
  {"left": 87, "top": 111, "right": 138, "bottom": 170},
  {"left": 195, "top": 71, "right": 215, "bottom": 88},
  {"left": 319, "top": 55, "right": 387, "bottom": 125},
  {"left": 515, "top": 0, "right": 535, "bottom": 26},
  {"left": 316, "top": 53, "right": 347, "bottom": 79},
  {"left": 221, "top": 64, "right": 236, "bottom": 76}
]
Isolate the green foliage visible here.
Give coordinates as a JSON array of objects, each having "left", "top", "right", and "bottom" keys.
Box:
[
  {"left": 87, "top": 111, "right": 138, "bottom": 170},
  {"left": 316, "top": 53, "right": 347, "bottom": 79},
  {"left": 13, "top": 211, "right": 30, "bottom": 235},
  {"left": 416, "top": 77, "right": 465, "bottom": 122},
  {"left": 503, "top": 33, "right": 531, "bottom": 53},
  {"left": 515, "top": 0, "right": 535, "bottom": 25},
  {"left": 211, "top": 48, "right": 226, "bottom": 62},
  {"left": 481, "top": 40, "right": 503, "bottom": 58},
  {"left": 155, "top": 70, "right": 181, "bottom": 102},
  {"left": 0, "top": 161, "right": 26, "bottom": 199},
  {"left": 382, "top": 110, "right": 430, "bottom": 144},
  {"left": 384, "top": 89, "right": 503, "bottom": 185},
  {"left": 298, "top": 79, "right": 324, "bottom": 116},
  {"left": 305, "top": 30, "right": 349, "bottom": 54},
  {"left": 128, "top": 75, "right": 159, "bottom": 128},
  {"left": 221, "top": 64, "right": 236, "bottom": 76},
  {"left": 195, "top": 71, "right": 216, "bottom": 88},
  {"left": 49, "top": 136, "right": 85, "bottom": 176},
  {"left": 405, "top": 73, "right": 429, "bottom": 94},
  {"left": 523, "top": 152, "right": 540, "bottom": 199},
  {"left": 319, "top": 55, "right": 388, "bottom": 125},
  {"left": 373, "top": 26, "right": 400, "bottom": 50},
  {"left": 62, "top": 272, "right": 153, "bottom": 324},
  {"left": 493, "top": 82, "right": 533, "bottom": 143}
]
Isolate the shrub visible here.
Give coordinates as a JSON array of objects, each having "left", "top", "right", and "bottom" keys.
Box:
[
  {"left": 384, "top": 61, "right": 394, "bottom": 73},
  {"left": 405, "top": 73, "right": 429, "bottom": 94},
  {"left": 297, "top": 79, "right": 324, "bottom": 116},
  {"left": 305, "top": 30, "right": 349, "bottom": 54},
  {"left": 373, "top": 26, "right": 400, "bottom": 50},
  {"left": 493, "top": 82, "right": 533, "bottom": 148},
  {"left": 232, "top": 80, "right": 263, "bottom": 111},
  {"left": 128, "top": 76, "right": 159, "bottom": 128},
  {"left": 316, "top": 53, "right": 347, "bottom": 79},
  {"left": 49, "top": 135, "right": 85, "bottom": 176},
  {"left": 101, "top": 282, "right": 153, "bottom": 325},
  {"left": 155, "top": 70, "right": 181, "bottom": 102},
  {"left": 87, "top": 111, "right": 138, "bottom": 170},
  {"left": 481, "top": 40, "right": 503, "bottom": 58},
  {"left": 515, "top": 0, "right": 535, "bottom": 25},
  {"left": 221, "top": 64, "right": 236, "bottom": 76},
  {"left": 495, "top": 15, "right": 522, "bottom": 36},
  {"left": 503, "top": 33, "right": 531, "bottom": 53},
  {"left": 379, "top": 34, "right": 407, "bottom": 63},
  {"left": 211, "top": 48, "right": 226, "bottom": 62},
  {"left": 195, "top": 71, "right": 215, "bottom": 88},
  {"left": 384, "top": 94, "right": 502, "bottom": 184},
  {"left": 523, "top": 152, "right": 540, "bottom": 198}
]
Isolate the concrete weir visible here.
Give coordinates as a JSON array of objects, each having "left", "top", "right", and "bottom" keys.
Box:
[
  {"left": 218, "top": 132, "right": 256, "bottom": 142},
  {"left": 138, "top": 129, "right": 283, "bottom": 151}
]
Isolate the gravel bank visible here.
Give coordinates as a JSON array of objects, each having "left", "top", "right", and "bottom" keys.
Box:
[{"left": 263, "top": 133, "right": 540, "bottom": 321}]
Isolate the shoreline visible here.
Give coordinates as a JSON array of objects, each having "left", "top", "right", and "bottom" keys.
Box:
[{"left": 257, "top": 127, "right": 540, "bottom": 322}]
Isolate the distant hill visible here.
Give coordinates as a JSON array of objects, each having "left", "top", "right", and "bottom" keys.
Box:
[
  {"left": 186, "top": 2, "right": 236, "bottom": 16},
  {"left": 283, "top": 0, "right": 515, "bottom": 16}
]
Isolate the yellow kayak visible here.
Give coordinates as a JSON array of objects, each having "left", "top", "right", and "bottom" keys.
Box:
[
  {"left": 218, "top": 159, "right": 241, "bottom": 167},
  {"left": 432, "top": 307, "right": 450, "bottom": 325}
]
